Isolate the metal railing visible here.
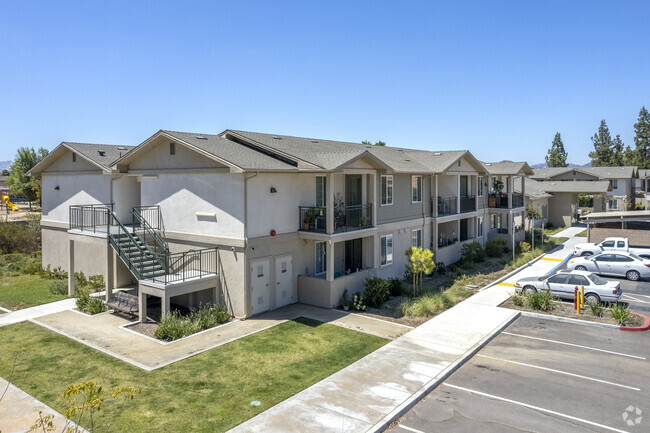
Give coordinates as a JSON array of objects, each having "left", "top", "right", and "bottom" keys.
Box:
[
  {"left": 133, "top": 206, "right": 162, "bottom": 229},
  {"left": 437, "top": 196, "right": 457, "bottom": 216},
  {"left": 69, "top": 204, "right": 114, "bottom": 232},
  {"left": 299, "top": 206, "right": 327, "bottom": 232},
  {"left": 460, "top": 195, "right": 476, "bottom": 213},
  {"left": 132, "top": 207, "right": 168, "bottom": 255},
  {"left": 488, "top": 194, "right": 509, "bottom": 208},
  {"left": 512, "top": 193, "right": 524, "bottom": 208},
  {"left": 159, "top": 248, "right": 218, "bottom": 284}
]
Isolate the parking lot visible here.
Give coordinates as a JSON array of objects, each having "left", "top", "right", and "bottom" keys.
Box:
[{"left": 390, "top": 315, "right": 650, "bottom": 433}]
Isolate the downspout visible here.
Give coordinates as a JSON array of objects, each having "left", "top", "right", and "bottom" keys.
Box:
[{"left": 242, "top": 171, "right": 259, "bottom": 319}]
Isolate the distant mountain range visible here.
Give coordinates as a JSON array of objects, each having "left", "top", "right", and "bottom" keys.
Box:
[{"left": 530, "top": 162, "right": 591, "bottom": 169}]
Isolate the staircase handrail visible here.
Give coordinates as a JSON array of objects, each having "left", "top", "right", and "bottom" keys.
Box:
[{"left": 132, "top": 207, "right": 169, "bottom": 255}]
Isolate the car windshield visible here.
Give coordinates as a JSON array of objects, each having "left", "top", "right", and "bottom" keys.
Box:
[
  {"left": 630, "top": 253, "right": 644, "bottom": 261},
  {"left": 588, "top": 273, "right": 607, "bottom": 285}
]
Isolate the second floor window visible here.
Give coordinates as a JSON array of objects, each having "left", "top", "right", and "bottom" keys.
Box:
[
  {"left": 412, "top": 176, "right": 422, "bottom": 203},
  {"left": 610, "top": 179, "right": 618, "bottom": 189},
  {"left": 381, "top": 175, "right": 393, "bottom": 205},
  {"left": 412, "top": 229, "right": 422, "bottom": 248},
  {"left": 315, "top": 176, "right": 326, "bottom": 207}
]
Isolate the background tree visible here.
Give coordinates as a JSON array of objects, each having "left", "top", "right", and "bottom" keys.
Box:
[
  {"left": 589, "top": 120, "right": 614, "bottom": 166},
  {"left": 623, "top": 144, "right": 636, "bottom": 166},
  {"left": 362, "top": 140, "right": 386, "bottom": 146},
  {"left": 525, "top": 203, "right": 542, "bottom": 247},
  {"left": 1, "top": 169, "right": 9, "bottom": 176},
  {"left": 633, "top": 106, "right": 650, "bottom": 169},
  {"left": 6, "top": 147, "right": 48, "bottom": 208},
  {"left": 545, "top": 132, "right": 568, "bottom": 167},
  {"left": 610, "top": 134, "right": 625, "bottom": 166}
]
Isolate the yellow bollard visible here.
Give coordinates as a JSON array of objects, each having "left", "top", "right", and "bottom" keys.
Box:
[
  {"left": 580, "top": 285, "right": 585, "bottom": 309},
  {"left": 577, "top": 288, "right": 581, "bottom": 315}
]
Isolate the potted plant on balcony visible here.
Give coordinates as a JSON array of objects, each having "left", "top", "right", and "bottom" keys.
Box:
[{"left": 304, "top": 207, "right": 318, "bottom": 231}]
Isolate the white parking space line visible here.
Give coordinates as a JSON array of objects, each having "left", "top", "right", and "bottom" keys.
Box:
[
  {"left": 626, "top": 293, "right": 650, "bottom": 299},
  {"left": 476, "top": 354, "right": 641, "bottom": 391},
  {"left": 444, "top": 383, "right": 631, "bottom": 433},
  {"left": 502, "top": 332, "right": 646, "bottom": 360},
  {"left": 622, "top": 294, "right": 650, "bottom": 304},
  {"left": 398, "top": 425, "right": 425, "bottom": 433}
]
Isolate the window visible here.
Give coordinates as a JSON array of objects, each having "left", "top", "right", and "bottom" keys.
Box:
[
  {"left": 478, "top": 216, "right": 483, "bottom": 237},
  {"left": 380, "top": 234, "right": 393, "bottom": 266},
  {"left": 478, "top": 176, "right": 484, "bottom": 196},
  {"left": 315, "top": 242, "right": 326, "bottom": 274},
  {"left": 568, "top": 275, "right": 589, "bottom": 286},
  {"left": 72, "top": 152, "right": 76, "bottom": 163},
  {"left": 615, "top": 255, "right": 634, "bottom": 262},
  {"left": 601, "top": 240, "right": 615, "bottom": 248},
  {"left": 170, "top": 142, "right": 176, "bottom": 155},
  {"left": 491, "top": 214, "right": 501, "bottom": 229},
  {"left": 617, "top": 241, "right": 626, "bottom": 248},
  {"left": 411, "top": 176, "right": 422, "bottom": 203},
  {"left": 315, "top": 176, "right": 326, "bottom": 207},
  {"left": 411, "top": 229, "right": 422, "bottom": 248},
  {"left": 381, "top": 175, "right": 393, "bottom": 205},
  {"left": 608, "top": 199, "right": 618, "bottom": 210},
  {"left": 595, "top": 254, "right": 613, "bottom": 262},
  {"left": 548, "top": 274, "right": 569, "bottom": 284},
  {"left": 610, "top": 179, "right": 618, "bottom": 189}
]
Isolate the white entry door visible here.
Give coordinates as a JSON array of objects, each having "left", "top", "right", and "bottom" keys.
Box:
[
  {"left": 275, "top": 255, "right": 293, "bottom": 309},
  {"left": 250, "top": 259, "right": 270, "bottom": 315}
]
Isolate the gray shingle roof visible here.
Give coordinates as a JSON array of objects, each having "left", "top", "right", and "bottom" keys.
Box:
[
  {"left": 63, "top": 142, "right": 134, "bottom": 170},
  {"left": 531, "top": 166, "right": 637, "bottom": 180},
  {"left": 517, "top": 179, "right": 553, "bottom": 199},
  {"left": 534, "top": 180, "right": 611, "bottom": 194},
  {"left": 161, "top": 131, "right": 298, "bottom": 171},
  {"left": 481, "top": 161, "right": 534, "bottom": 175}
]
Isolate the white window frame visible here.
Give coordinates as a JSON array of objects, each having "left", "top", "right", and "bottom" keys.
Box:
[
  {"left": 478, "top": 216, "right": 483, "bottom": 237},
  {"left": 380, "top": 234, "right": 393, "bottom": 266},
  {"left": 315, "top": 176, "right": 326, "bottom": 207},
  {"left": 411, "top": 229, "right": 422, "bottom": 248},
  {"left": 411, "top": 176, "right": 422, "bottom": 203},
  {"left": 478, "top": 176, "right": 484, "bottom": 197},
  {"left": 609, "top": 198, "right": 618, "bottom": 210},
  {"left": 315, "top": 241, "right": 326, "bottom": 274},
  {"left": 381, "top": 175, "right": 393, "bottom": 206},
  {"left": 610, "top": 179, "right": 618, "bottom": 189}
]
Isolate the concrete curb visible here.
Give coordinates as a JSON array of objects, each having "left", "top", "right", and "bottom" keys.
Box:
[
  {"left": 517, "top": 310, "right": 620, "bottom": 330},
  {"left": 0, "top": 305, "right": 11, "bottom": 313},
  {"left": 621, "top": 312, "right": 650, "bottom": 332},
  {"left": 365, "top": 311, "right": 521, "bottom": 433}
]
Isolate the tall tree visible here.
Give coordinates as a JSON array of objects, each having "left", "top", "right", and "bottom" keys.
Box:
[
  {"left": 589, "top": 120, "right": 614, "bottom": 166},
  {"left": 610, "top": 134, "right": 625, "bottom": 166},
  {"left": 545, "top": 132, "right": 568, "bottom": 167},
  {"left": 7, "top": 147, "right": 48, "bottom": 207},
  {"left": 633, "top": 106, "right": 650, "bottom": 169},
  {"left": 623, "top": 144, "right": 636, "bottom": 166}
]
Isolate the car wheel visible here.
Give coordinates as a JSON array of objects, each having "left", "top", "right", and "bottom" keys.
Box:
[
  {"left": 523, "top": 286, "right": 536, "bottom": 295},
  {"left": 626, "top": 270, "right": 640, "bottom": 281},
  {"left": 584, "top": 293, "right": 600, "bottom": 304},
  {"left": 575, "top": 265, "right": 587, "bottom": 271}
]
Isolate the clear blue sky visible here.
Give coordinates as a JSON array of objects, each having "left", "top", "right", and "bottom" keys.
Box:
[{"left": 1, "top": 0, "right": 649, "bottom": 165}]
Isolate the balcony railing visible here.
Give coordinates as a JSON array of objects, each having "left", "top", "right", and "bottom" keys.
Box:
[
  {"left": 299, "top": 204, "right": 373, "bottom": 233},
  {"left": 437, "top": 196, "right": 457, "bottom": 216},
  {"left": 460, "top": 195, "right": 476, "bottom": 213},
  {"left": 70, "top": 204, "right": 114, "bottom": 232},
  {"left": 488, "top": 194, "right": 509, "bottom": 208},
  {"left": 512, "top": 193, "right": 524, "bottom": 208}
]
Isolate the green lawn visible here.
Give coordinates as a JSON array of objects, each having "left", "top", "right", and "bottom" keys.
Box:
[
  {"left": 575, "top": 229, "right": 588, "bottom": 237},
  {"left": 0, "top": 274, "right": 68, "bottom": 310},
  {"left": 0, "top": 318, "right": 388, "bottom": 432}
]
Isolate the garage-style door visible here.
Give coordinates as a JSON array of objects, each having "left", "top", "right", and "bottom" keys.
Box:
[
  {"left": 275, "top": 255, "right": 293, "bottom": 309},
  {"left": 250, "top": 259, "right": 270, "bottom": 315}
]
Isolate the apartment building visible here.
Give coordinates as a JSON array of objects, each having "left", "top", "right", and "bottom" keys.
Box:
[{"left": 31, "top": 130, "right": 529, "bottom": 319}]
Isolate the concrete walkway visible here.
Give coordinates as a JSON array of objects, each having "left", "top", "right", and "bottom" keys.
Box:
[
  {"left": 229, "top": 240, "right": 583, "bottom": 433},
  {"left": 551, "top": 225, "right": 587, "bottom": 238},
  {"left": 0, "top": 298, "right": 77, "bottom": 327},
  {"left": 32, "top": 304, "right": 410, "bottom": 371},
  {"left": 0, "top": 377, "right": 86, "bottom": 433}
]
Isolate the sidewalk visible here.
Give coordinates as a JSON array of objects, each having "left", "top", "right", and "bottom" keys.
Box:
[
  {"left": 551, "top": 225, "right": 587, "bottom": 238},
  {"left": 229, "top": 238, "right": 582, "bottom": 433},
  {"left": 0, "top": 298, "right": 77, "bottom": 327}
]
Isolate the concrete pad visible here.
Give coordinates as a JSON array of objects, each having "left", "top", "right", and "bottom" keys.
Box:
[
  {"left": 0, "top": 298, "right": 77, "bottom": 327},
  {"left": 552, "top": 226, "right": 586, "bottom": 238}
]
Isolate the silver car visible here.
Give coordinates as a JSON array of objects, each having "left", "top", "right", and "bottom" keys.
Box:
[
  {"left": 514, "top": 270, "right": 622, "bottom": 304},
  {"left": 567, "top": 251, "right": 650, "bottom": 281}
]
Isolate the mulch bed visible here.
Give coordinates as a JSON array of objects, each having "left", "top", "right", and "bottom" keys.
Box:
[{"left": 500, "top": 297, "right": 646, "bottom": 327}]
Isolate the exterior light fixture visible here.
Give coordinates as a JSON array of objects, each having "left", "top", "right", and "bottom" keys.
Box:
[{"left": 270, "top": 187, "right": 277, "bottom": 193}]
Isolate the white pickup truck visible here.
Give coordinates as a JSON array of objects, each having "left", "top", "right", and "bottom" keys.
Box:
[{"left": 573, "top": 237, "right": 650, "bottom": 258}]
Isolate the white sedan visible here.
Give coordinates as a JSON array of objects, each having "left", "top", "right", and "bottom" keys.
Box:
[{"left": 567, "top": 251, "right": 650, "bottom": 281}]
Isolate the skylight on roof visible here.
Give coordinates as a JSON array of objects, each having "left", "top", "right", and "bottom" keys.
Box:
[
  {"left": 196, "top": 136, "right": 207, "bottom": 140},
  {"left": 310, "top": 140, "right": 318, "bottom": 143},
  {"left": 485, "top": 163, "right": 492, "bottom": 166},
  {"left": 117, "top": 147, "right": 127, "bottom": 151},
  {"left": 98, "top": 151, "right": 106, "bottom": 157},
  {"left": 272, "top": 136, "right": 282, "bottom": 140},
  {"left": 433, "top": 152, "right": 442, "bottom": 156}
]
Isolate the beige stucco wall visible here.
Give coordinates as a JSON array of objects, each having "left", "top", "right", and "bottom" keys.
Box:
[
  {"left": 42, "top": 173, "right": 111, "bottom": 224},
  {"left": 128, "top": 137, "right": 227, "bottom": 171},
  {"left": 548, "top": 192, "right": 576, "bottom": 227},
  {"left": 377, "top": 174, "right": 431, "bottom": 224},
  {"left": 112, "top": 175, "right": 141, "bottom": 224}
]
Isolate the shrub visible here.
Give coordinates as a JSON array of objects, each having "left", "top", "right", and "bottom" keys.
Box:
[
  {"left": 590, "top": 302, "right": 605, "bottom": 317},
  {"left": 386, "top": 278, "right": 404, "bottom": 297},
  {"left": 436, "top": 261, "right": 446, "bottom": 274},
  {"left": 525, "top": 290, "right": 553, "bottom": 311},
  {"left": 75, "top": 288, "right": 106, "bottom": 315},
  {"left": 42, "top": 264, "right": 67, "bottom": 280},
  {"left": 518, "top": 241, "right": 531, "bottom": 253},
  {"left": 155, "top": 303, "right": 230, "bottom": 341},
  {"left": 352, "top": 292, "right": 367, "bottom": 311},
  {"left": 461, "top": 259, "right": 474, "bottom": 270},
  {"left": 48, "top": 279, "right": 68, "bottom": 295},
  {"left": 512, "top": 294, "right": 525, "bottom": 307},
  {"left": 610, "top": 303, "right": 629, "bottom": 325},
  {"left": 74, "top": 271, "right": 88, "bottom": 289},
  {"left": 88, "top": 274, "right": 105, "bottom": 290},
  {"left": 338, "top": 288, "right": 350, "bottom": 308},
  {"left": 363, "top": 277, "right": 390, "bottom": 308},
  {"left": 399, "top": 292, "right": 455, "bottom": 317},
  {"left": 0, "top": 221, "right": 40, "bottom": 254},
  {"left": 461, "top": 242, "right": 486, "bottom": 263},
  {"left": 486, "top": 240, "right": 507, "bottom": 257}
]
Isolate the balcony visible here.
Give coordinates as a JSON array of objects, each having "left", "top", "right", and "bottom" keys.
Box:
[
  {"left": 488, "top": 194, "right": 509, "bottom": 208},
  {"left": 512, "top": 193, "right": 524, "bottom": 208},
  {"left": 299, "top": 204, "right": 373, "bottom": 233},
  {"left": 460, "top": 195, "right": 476, "bottom": 213},
  {"left": 437, "top": 196, "right": 457, "bottom": 216}
]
